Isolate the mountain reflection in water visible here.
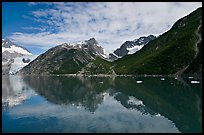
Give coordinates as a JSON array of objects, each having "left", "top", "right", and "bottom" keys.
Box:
[{"left": 2, "top": 75, "right": 202, "bottom": 133}]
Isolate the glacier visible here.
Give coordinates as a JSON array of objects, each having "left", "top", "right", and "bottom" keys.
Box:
[{"left": 9, "top": 55, "right": 39, "bottom": 74}]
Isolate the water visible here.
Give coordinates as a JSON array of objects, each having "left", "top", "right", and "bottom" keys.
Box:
[{"left": 2, "top": 75, "right": 202, "bottom": 133}]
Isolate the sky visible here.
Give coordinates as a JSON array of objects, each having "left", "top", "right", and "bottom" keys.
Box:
[{"left": 2, "top": 2, "right": 202, "bottom": 55}]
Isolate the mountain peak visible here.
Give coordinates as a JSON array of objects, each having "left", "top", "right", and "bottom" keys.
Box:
[
  {"left": 109, "top": 34, "right": 156, "bottom": 61},
  {"left": 2, "top": 38, "right": 16, "bottom": 48},
  {"left": 2, "top": 38, "right": 32, "bottom": 55},
  {"left": 85, "top": 37, "right": 99, "bottom": 45}
]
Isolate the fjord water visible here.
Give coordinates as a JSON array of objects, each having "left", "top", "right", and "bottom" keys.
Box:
[{"left": 2, "top": 75, "right": 202, "bottom": 133}]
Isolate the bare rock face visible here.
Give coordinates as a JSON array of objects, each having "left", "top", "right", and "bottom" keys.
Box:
[
  {"left": 81, "top": 37, "right": 105, "bottom": 57},
  {"left": 18, "top": 38, "right": 106, "bottom": 75}
]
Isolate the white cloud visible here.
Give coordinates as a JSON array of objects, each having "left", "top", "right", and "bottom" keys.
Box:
[
  {"left": 32, "top": 10, "right": 48, "bottom": 17},
  {"left": 22, "top": 26, "right": 46, "bottom": 32},
  {"left": 8, "top": 2, "right": 202, "bottom": 53}
]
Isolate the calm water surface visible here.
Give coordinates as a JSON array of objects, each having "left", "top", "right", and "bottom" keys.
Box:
[{"left": 2, "top": 75, "right": 202, "bottom": 133}]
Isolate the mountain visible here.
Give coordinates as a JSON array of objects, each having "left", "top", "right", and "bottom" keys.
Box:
[
  {"left": 109, "top": 35, "right": 156, "bottom": 61},
  {"left": 18, "top": 38, "right": 107, "bottom": 75},
  {"left": 18, "top": 7, "right": 202, "bottom": 78},
  {"left": 83, "top": 7, "right": 202, "bottom": 78},
  {"left": 2, "top": 38, "right": 33, "bottom": 74},
  {"left": 182, "top": 24, "right": 202, "bottom": 80},
  {"left": 113, "top": 7, "right": 202, "bottom": 77},
  {"left": 2, "top": 38, "right": 32, "bottom": 61}
]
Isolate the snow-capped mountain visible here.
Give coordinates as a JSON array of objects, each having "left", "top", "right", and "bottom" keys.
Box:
[
  {"left": 59, "top": 38, "right": 107, "bottom": 58},
  {"left": 109, "top": 35, "right": 156, "bottom": 61},
  {"left": 2, "top": 38, "right": 34, "bottom": 75},
  {"left": 18, "top": 37, "right": 107, "bottom": 75},
  {"left": 78, "top": 37, "right": 107, "bottom": 58},
  {"left": 2, "top": 38, "right": 31, "bottom": 55}
]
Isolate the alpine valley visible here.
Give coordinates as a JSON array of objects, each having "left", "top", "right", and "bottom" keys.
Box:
[
  {"left": 2, "top": 3, "right": 202, "bottom": 134},
  {"left": 6, "top": 7, "right": 202, "bottom": 80}
]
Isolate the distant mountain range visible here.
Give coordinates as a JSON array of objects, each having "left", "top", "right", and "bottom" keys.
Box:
[
  {"left": 4, "top": 7, "right": 202, "bottom": 80},
  {"left": 3, "top": 35, "right": 155, "bottom": 75},
  {"left": 15, "top": 35, "right": 156, "bottom": 75},
  {"left": 109, "top": 35, "right": 156, "bottom": 61},
  {"left": 78, "top": 7, "right": 202, "bottom": 79}
]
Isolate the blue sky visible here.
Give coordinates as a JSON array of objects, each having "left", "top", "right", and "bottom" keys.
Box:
[{"left": 2, "top": 2, "right": 202, "bottom": 55}]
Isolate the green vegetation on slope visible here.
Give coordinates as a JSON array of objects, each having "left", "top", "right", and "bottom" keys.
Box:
[
  {"left": 113, "top": 7, "right": 202, "bottom": 75},
  {"left": 183, "top": 25, "right": 202, "bottom": 78},
  {"left": 20, "top": 7, "right": 202, "bottom": 76},
  {"left": 82, "top": 57, "right": 114, "bottom": 74},
  {"left": 52, "top": 49, "right": 91, "bottom": 74}
]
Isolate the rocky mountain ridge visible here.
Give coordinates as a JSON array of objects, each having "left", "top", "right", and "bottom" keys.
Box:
[{"left": 109, "top": 35, "right": 156, "bottom": 61}]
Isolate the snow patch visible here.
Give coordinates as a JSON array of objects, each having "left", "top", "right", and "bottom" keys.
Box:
[
  {"left": 111, "top": 52, "right": 122, "bottom": 58},
  {"left": 77, "top": 41, "right": 85, "bottom": 45},
  {"left": 127, "top": 45, "right": 144, "bottom": 54},
  {"left": 100, "top": 48, "right": 109, "bottom": 58},
  {"left": 2, "top": 45, "right": 31, "bottom": 55},
  {"left": 96, "top": 44, "right": 101, "bottom": 47}
]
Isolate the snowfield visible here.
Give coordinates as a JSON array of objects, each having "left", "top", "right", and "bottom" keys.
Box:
[
  {"left": 2, "top": 45, "right": 32, "bottom": 55},
  {"left": 9, "top": 55, "right": 39, "bottom": 74},
  {"left": 127, "top": 45, "right": 144, "bottom": 54}
]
